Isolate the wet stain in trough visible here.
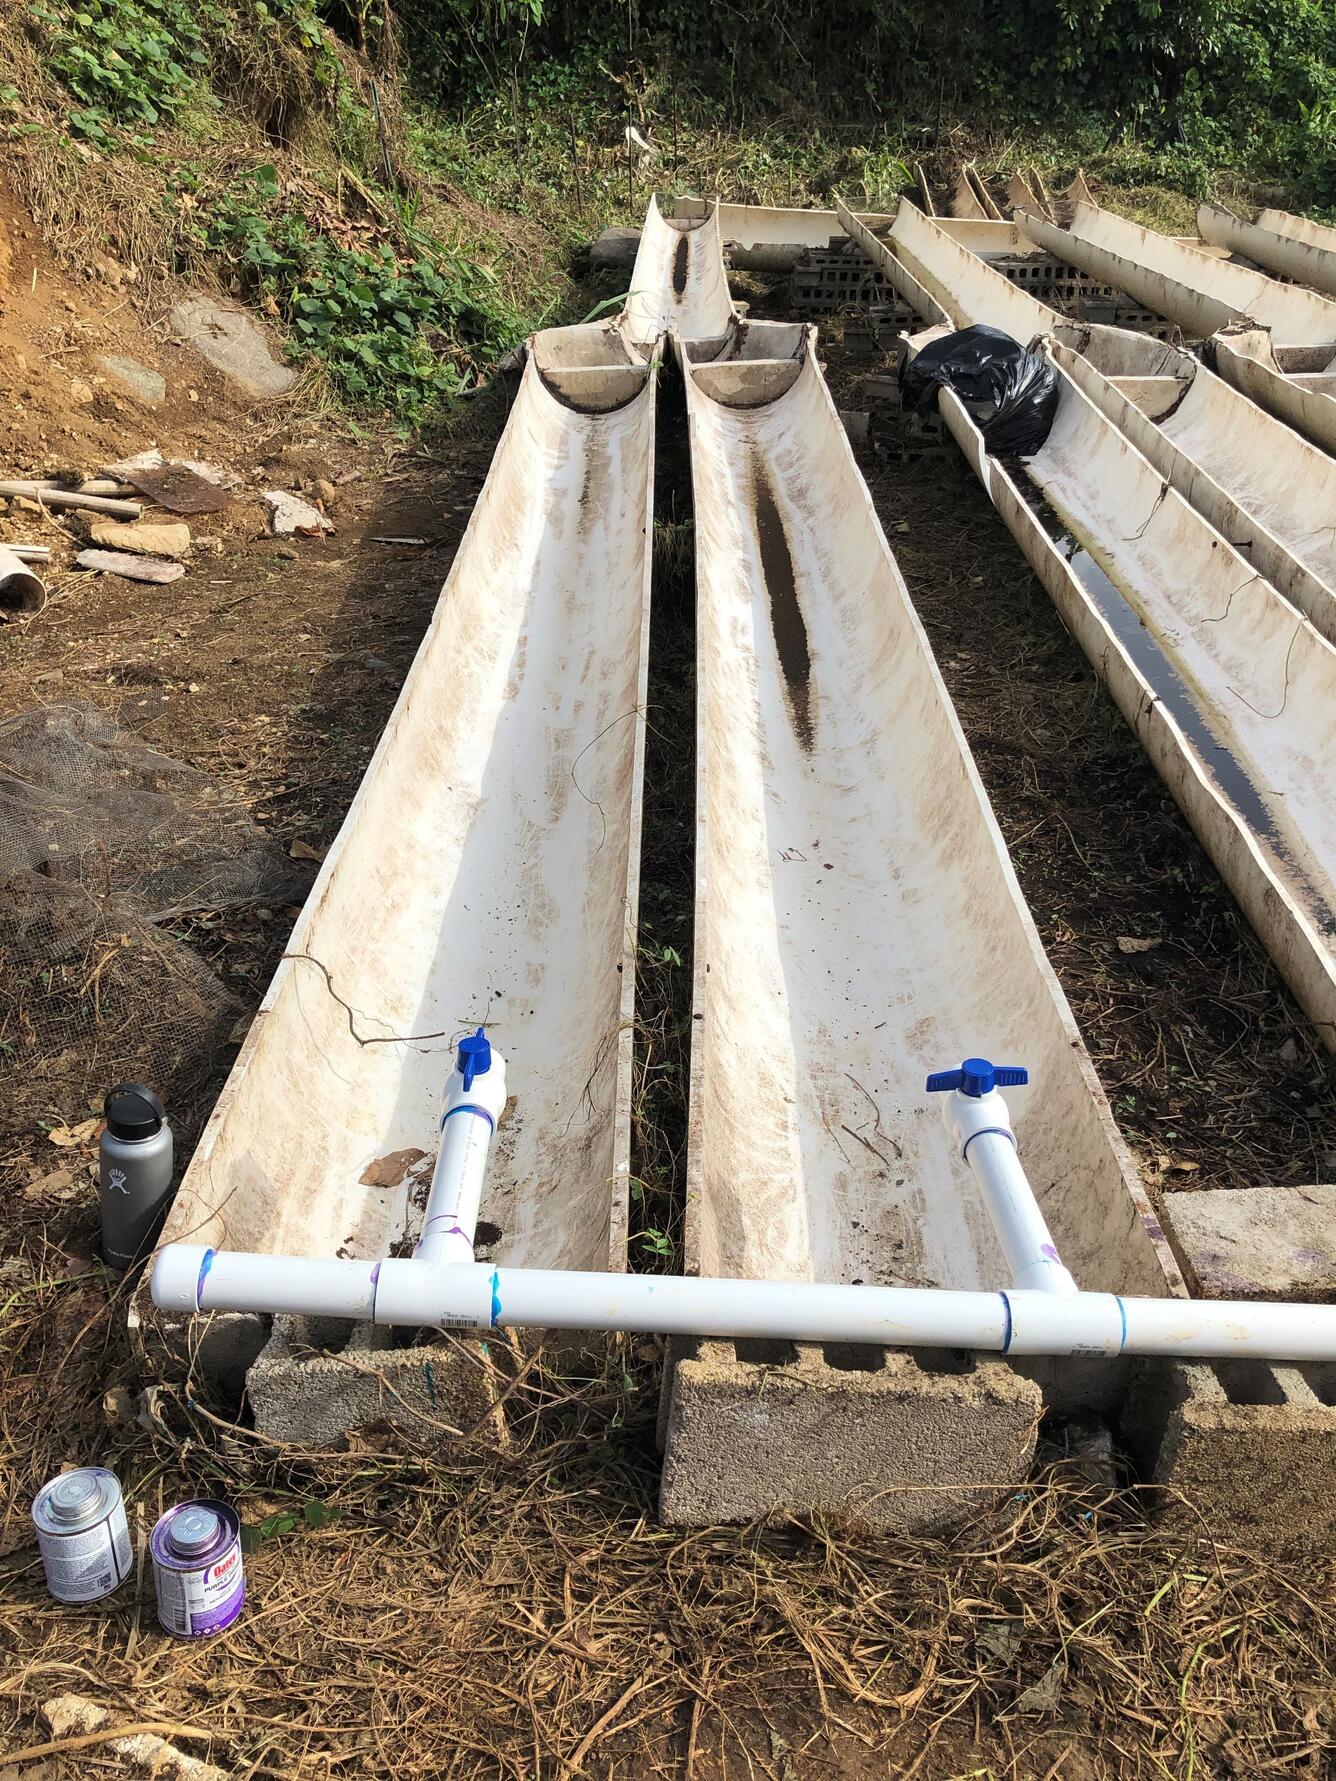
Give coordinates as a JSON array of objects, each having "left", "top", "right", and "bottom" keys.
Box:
[
  {"left": 672, "top": 234, "right": 689, "bottom": 296},
  {"left": 1010, "top": 463, "right": 1336, "bottom": 939},
  {"left": 751, "top": 448, "right": 813, "bottom": 750}
]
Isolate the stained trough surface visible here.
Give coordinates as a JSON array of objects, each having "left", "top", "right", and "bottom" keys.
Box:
[
  {"left": 1197, "top": 202, "right": 1336, "bottom": 299},
  {"left": 930, "top": 359, "right": 1336, "bottom": 1046},
  {"left": 850, "top": 200, "right": 1336, "bottom": 649},
  {"left": 146, "top": 333, "right": 655, "bottom": 1326},
  {"left": 1019, "top": 202, "right": 1336, "bottom": 348},
  {"left": 623, "top": 196, "right": 736, "bottom": 349},
  {"left": 683, "top": 337, "right": 1173, "bottom": 1299}
]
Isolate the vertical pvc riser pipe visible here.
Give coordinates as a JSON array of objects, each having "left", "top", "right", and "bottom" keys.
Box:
[
  {"left": 926, "top": 1058, "right": 1079, "bottom": 1296},
  {"left": 413, "top": 1028, "right": 507, "bottom": 1268}
]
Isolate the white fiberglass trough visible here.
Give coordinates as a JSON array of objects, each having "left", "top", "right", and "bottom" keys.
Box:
[
  {"left": 924, "top": 353, "right": 1336, "bottom": 1050},
  {"left": 137, "top": 329, "right": 657, "bottom": 1391},
  {"left": 680, "top": 329, "right": 1176, "bottom": 1307},
  {"left": 841, "top": 199, "right": 1336, "bottom": 648},
  {"left": 1018, "top": 202, "right": 1336, "bottom": 451},
  {"left": 624, "top": 196, "right": 736, "bottom": 349},
  {"left": 1197, "top": 202, "right": 1336, "bottom": 299},
  {"left": 1019, "top": 201, "right": 1336, "bottom": 344}
]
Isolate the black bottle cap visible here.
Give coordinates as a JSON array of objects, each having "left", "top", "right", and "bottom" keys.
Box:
[{"left": 104, "top": 1082, "right": 165, "bottom": 1140}]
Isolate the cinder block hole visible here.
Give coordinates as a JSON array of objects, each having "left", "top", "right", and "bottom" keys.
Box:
[
  {"left": 1299, "top": 1362, "right": 1336, "bottom": 1407},
  {"left": 912, "top": 1347, "right": 976, "bottom": 1377},
  {"left": 733, "top": 1338, "right": 798, "bottom": 1367},
  {"left": 1214, "top": 1359, "right": 1286, "bottom": 1406},
  {"left": 821, "top": 1342, "right": 886, "bottom": 1372}
]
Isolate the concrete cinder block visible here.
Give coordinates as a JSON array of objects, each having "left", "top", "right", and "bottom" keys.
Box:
[
  {"left": 1122, "top": 1357, "right": 1336, "bottom": 1552},
  {"left": 1160, "top": 1185, "right": 1336, "bottom": 1301},
  {"left": 659, "top": 1339, "right": 1042, "bottom": 1532},
  {"left": 246, "top": 1315, "right": 500, "bottom": 1448}
]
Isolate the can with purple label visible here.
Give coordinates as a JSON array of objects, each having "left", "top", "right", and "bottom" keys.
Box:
[{"left": 150, "top": 1499, "right": 245, "bottom": 1638}]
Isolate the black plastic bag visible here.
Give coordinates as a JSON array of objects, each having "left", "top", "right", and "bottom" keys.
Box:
[{"left": 901, "top": 324, "right": 1059, "bottom": 456}]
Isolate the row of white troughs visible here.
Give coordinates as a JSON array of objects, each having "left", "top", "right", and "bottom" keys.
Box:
[{"left": 144, "top": 194, "right": 1336, "bottom": 1415}]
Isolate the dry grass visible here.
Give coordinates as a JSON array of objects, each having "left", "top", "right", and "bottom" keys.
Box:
[{"left": 2, "top": 1269, "right": 1334, "bottom": 1780}]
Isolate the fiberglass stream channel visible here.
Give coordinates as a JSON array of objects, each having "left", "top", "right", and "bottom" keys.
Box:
[{"left": 134, "top": 328, "right": 658, "bottom": 1407}]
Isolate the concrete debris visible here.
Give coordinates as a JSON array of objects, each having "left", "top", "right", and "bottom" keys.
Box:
[
  {"left": 1161, "top": 1185, "right": 1336, "bottom": 1302},
  {"left": 88, "top": 519, "right": 192, "bottom": 559},
  {"left": 75, "top": 549, "right": 185, "bottom": 584},
  {"left": 590, "top": 225, "right": 641, "bottom": 271},
  {"left": 39, "top": 1695, "right": 230, "bottom": 1780},
  {"left": 96, "top": 354, "right": 167, "bottom": 406},
  {"left": 169, "top": 292, "right": 298, "bottom": 398},
  {"left": 264, "top": 489, "right": 334, "bottom": 537},
  {"left": 103, "top": 450, "right": 233, "bottom": 487}
]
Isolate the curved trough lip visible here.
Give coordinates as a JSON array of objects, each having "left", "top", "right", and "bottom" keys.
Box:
[{"left": 678, "top": 324, "right": 815, "bottom": 410}]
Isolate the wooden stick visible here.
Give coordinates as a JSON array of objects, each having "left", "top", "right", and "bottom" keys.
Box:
[
  {"left": 0, "top": 1724, "right": 216, "bottom": 1767},
  {"left": 0, "top": 482, "right": 141, "bottom": 518}
]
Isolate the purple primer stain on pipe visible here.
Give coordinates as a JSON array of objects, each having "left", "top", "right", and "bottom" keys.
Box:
[
  {"left": 150, "top": 1499, "right": 245, "bottom": 1638},
  {"left": 1041, "top": 1244, "right": 1061, "bottom": 1263}
]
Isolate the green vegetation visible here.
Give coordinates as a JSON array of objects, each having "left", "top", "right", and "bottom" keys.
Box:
[{"left": 5, "top": 0, "right": 1334, "bottom": 425}]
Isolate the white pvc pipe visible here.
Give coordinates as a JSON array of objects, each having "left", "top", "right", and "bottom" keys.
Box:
[
  {"left": 415, "top": 1035, "right": 507, "bottom": 1267},
  {"left": 937, "top": 1083, "right": 1079, "bottom": 1295},
  {"left": 149, "top": 1248, "right": 1336, "bottom": 1361},
  {"left": 148, "top": 1065, "right": 1336, "bottom": 1363}
]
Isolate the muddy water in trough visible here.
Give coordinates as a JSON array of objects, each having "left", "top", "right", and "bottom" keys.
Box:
[{"left": 1009, "top": 464, "right": 1336, "bottom": 945}]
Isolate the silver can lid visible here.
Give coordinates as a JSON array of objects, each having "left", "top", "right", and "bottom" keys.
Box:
[
  {"left": 169, "top": 1506, "right": 221, "bottom": 1557},
  {"left": 47, "top": 1471, "right": 104, "bottom": 1525}
]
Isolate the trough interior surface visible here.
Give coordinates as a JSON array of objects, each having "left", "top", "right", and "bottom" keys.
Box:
[
  {"left": 684, "top": 345, "right": 1170, "bottom": 1299},
  {"left": 624, "top": 197, "right": 736, "bottom": 349},
  {"left": 1026, "top": 376, "right": 1336, "bottom": 950},
  {"left": 1064, "top": 202, "right": 1336, "bottom": 344},
  {"left": 153, "top": 350, "right": 654, "bottom": 1280}
]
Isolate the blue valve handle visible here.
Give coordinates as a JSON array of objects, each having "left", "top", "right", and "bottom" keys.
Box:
[
  {"left": 456, "top": 1026, "right": 492, "bottom": 1092},
  {"left": 925, "top": 1057, "right": 1029, "bottom": 1098}
]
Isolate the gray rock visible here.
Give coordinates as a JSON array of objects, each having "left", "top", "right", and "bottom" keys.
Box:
[
  {"left": 168, "top": 293, "right": 297, "bottom": 399},
  {"left": 590, "top": 226, "right": 640, "bottom": 271},
  {"left": 96, "top": 354, "right": 167, "bottom": 406}
]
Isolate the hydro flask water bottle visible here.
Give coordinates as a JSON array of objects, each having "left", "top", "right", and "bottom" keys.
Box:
[{"left": 99, "top": 1083, "right": 175, "bottom": 1272}]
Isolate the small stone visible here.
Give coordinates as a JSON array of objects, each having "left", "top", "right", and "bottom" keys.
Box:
[
  {"left": 69, "top": 380, "right": 94, "bottom": 406},
  {"left": 96, "top": 354, "right": 166, "bottom": 407},
  {"left": 88, "top": 518, "right": 192, "bottom": 559}
]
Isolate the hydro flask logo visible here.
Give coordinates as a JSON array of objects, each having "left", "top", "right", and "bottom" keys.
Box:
[{"left": 108, "top": 1167, "right": 129, "bottom": 1196}]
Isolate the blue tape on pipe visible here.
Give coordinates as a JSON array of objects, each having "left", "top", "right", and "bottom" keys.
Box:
[
  {"left": 999, "top": 1290, "right": 1013, "bottom": 1354},
  {"left": 196, "top": 1248, "right": 215, "bottom": 1310},
  {"left": 1116, "top": 1295, "right": 1128, "bottom": 1353},
  {"left": 441, "top": 1103, "right": 496, "bottom": 1132},
  {"left": 490, "top": 1268, "right": 502, "bottom": 1327}
]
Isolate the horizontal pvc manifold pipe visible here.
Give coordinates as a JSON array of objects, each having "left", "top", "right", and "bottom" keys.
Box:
[{"left": 150, "top": 1246, "right": 1336, "bottom": 1362}]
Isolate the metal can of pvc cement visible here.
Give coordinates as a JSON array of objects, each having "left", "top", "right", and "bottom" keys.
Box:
[
  {"left": 32, "top": 1468, "right": 133, "bottom": 1605},
  {"left": 150, "top": 1500, "right": 245, "bottom": 1638}
]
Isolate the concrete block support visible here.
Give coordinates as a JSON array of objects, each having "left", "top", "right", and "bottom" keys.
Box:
[
  {"left": 246, "top": 1316, "right": 499, "bottom": 1448},
  {"left": 659, "top": 1339, "right": 1042, "bottom": 1532},
  {"left": 1122, "top": 1357, "right": 1336, "bottom": 1553},
  {"left": 1160, "top": 1185, "right": 1336, "bottom": 1302}
]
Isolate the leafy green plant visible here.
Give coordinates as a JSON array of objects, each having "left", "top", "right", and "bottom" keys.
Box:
[
  {"left": 28, "top": 0, "right": 222, "bottom": 137},
  {"left": 187, "top": 164, "right": 525, "bottom": 416}
]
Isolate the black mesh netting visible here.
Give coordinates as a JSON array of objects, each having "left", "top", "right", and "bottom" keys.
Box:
[{"left": 0, "top": 703, "right": 301, "bottom": 1136}]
